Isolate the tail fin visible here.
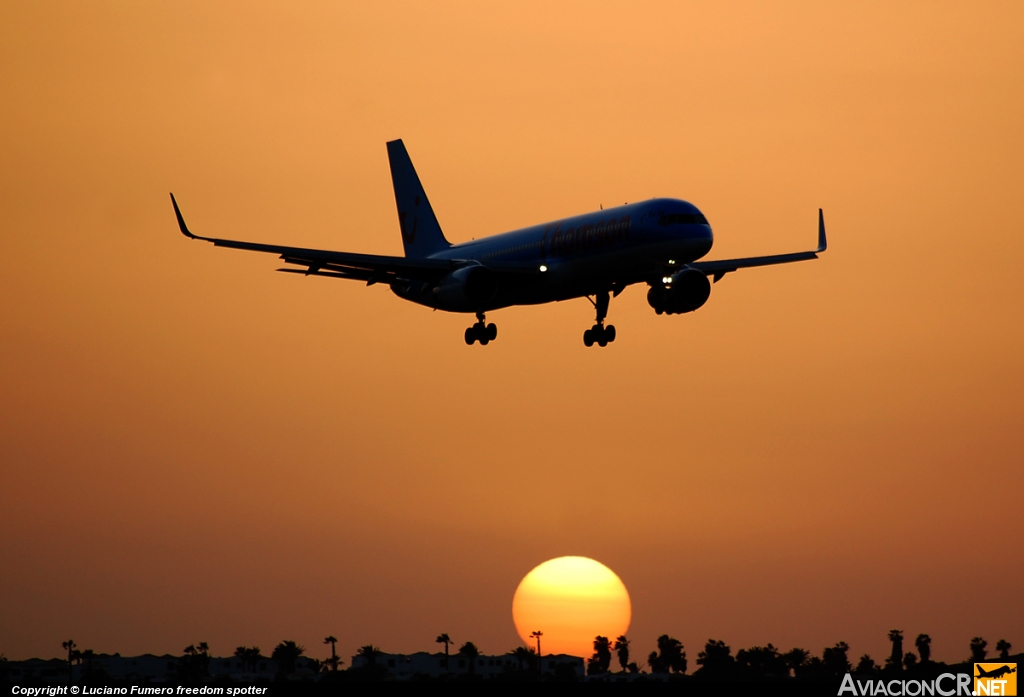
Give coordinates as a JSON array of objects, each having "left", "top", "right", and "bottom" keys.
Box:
[{"left": 386, "top": 140, "right": 451, "bottom": 258}]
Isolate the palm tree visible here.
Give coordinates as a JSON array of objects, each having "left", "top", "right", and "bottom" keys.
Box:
[
  {"left": 62, "top": 640, "right": 76, "bottom": 682},
  {"left": 357, "top": 645, "right": 381, "bottom": 668},
  {"left": 80, "top": 650, "right": 96, "bottom": 679},
  {"left": 823, "top": 642, "right": 852, "bottom": 677},
  {"left": 652, "top": 636, "right": 689, "bottom": 674},
  {"left": 529, "top": 631, "right": 544, "bottom": 676},
  {"left": 995, "top": 640, "right": 1012, "bottom": 659},
  {"left": 272, "top": 640, "right": 305, "bottom": 675},
  {"left": 181, "top": 645, "right": 195, "bottom": 681},
  {"left": 180, "top": 643, "right": 211, "bottom": 680},
  {"left": 736, "top": 644, "right": 786, "bottom": 679},
  {"left": 614, "top": 636, "right": 630, "bottom": 672},
  {"left": 887, "top": 630, "right": 904, "bottom": 670},
  {"left": 970, "top": 637, "right": 988, "bottom": 662},
  {"left": 783, "top": 648, "right": 810, "bottom": 678},
  {"left": 436, "top": 633, "right": 452, "bottom": 656},
  {"left": 510, "top": 646, "right": 535, "bottom": 672},
  {"left": 658, "top": 635, "right": 687, "bottom": 674},
  {"left": 855, "top": 654, "right": 877, "bottom": 674},
  {"left": 588, "top": 636, "right": 612, "bottom": 675},
  {"left": 459, "top": 642, "right": 480, "bottom": 675},
  {"left": 324, "top": 636, "right": 339, "bottom": 671},
  {"left": 915, "top": 634, "right": 931, "bottom": 664},
  {"left": 530, "top": 631, "right": 543, "bottom": 658},
  {"left": 695, "top": 638, "right": 734, "bottom": 676},
  {"left": 233, "top": 646, "right": 262, "bottom": 673}
]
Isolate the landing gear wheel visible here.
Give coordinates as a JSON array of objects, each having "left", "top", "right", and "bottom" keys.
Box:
[
  {"left": 584, "top": 290, "right": 616, "bottom": 347},
  {"left": 465, "top": 315, "right": 496, "bottom": 346}
]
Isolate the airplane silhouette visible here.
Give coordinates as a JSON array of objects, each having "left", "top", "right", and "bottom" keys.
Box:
[
  {"left": 171, "top": 139, "right": 826, "bottom": 346},
  {"left": 976, "top": 665, "right": 1017, "bottom": 680}
]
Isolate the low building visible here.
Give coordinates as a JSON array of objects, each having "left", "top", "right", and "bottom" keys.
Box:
[
  {"left": 3, "top": 658, "right": 68, "bottom": 683},
  {"left": 349, "top": 651, "right": 584, "bottom": 679},
  {"left": 1, "top": 654, "right": 317, "bottom": 683},
  {"left": 81, "top": 654, "right": 181, "bottom": 682},
  {"left": 182, "top": 655, "right": 280, "bottom": 681}
]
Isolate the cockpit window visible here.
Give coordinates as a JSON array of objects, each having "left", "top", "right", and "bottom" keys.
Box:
[{"left": 658, "top": 212, "right": 708, "bottom": 225}]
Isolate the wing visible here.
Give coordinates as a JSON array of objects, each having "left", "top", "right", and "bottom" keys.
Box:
[
  {"left": 171, "top": 193, "right": 457, "bottom": 284},
  {"left": 692, "top": 209, "right": 827, "bottom": 282}
]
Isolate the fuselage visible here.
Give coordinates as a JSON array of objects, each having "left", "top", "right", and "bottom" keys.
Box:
[
  {"left": 171, "top": 138, "right": 824, "bottom": 347},
  {"left": 393, "top": 198, "right": 713, "bottom": 312}
]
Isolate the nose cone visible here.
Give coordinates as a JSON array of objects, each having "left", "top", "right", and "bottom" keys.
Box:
[
  {"left": 698, "top": 219, "right": 713, "bottom": 242},
  {"left": 687, "top": 211, "right": 713, "bottom": 258},
  {"left": 694, "top": 223, "right": 713, "bottom": 258},
  {"left": 653, "top": 199, "right": 714, "bottom": 259}
]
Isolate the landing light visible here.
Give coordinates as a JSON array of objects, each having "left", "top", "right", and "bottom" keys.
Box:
[
  {"left": 539, "top": 265, "right": 548, "bottom": 272},
  {"left": 662, "top": 276, "right": 673, "bottom": 284},
  {"left": 668, "top": 259, "right": 676, "bottom": 265}
]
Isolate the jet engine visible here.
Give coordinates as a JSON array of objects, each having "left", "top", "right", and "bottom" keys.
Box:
[
  {"left": 647, "top": 268, "right": 711, "bottom": 315},
  {"left": 433, "top": 265, "right": 498, "bottom": 311}
]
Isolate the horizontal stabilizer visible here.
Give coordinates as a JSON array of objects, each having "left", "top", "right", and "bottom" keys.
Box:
[{"left": 168, "top": 192, "right": 458, "bottom": 283}]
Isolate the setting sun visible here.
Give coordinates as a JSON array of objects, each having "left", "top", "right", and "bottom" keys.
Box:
[{"left": 512, "top": 556, "right": 631, "bottom": 658}]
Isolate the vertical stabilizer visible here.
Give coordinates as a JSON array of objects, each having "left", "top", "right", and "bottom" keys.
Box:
[{"left": 386, "top": 140, "right": 451, "bottom": 258}]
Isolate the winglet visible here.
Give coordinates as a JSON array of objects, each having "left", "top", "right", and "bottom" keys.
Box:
[
  {"left": 170, "top": 193, "right": 198, "bottom": 239},
  {"left": 816, "top": 208, "right": 827, "bottom": 253}
]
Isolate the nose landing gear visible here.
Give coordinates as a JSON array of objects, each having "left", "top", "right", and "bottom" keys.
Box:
[
  {"left": 583, "top": 291, "right": 616, "bottom": 347},
  {"left": 464, "top": 311, "right": 498, "bottom": 346}
]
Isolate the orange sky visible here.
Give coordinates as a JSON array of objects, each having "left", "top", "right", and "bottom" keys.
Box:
[{"left": 2, "top": 1, "right": 1022, "bottom": 666}]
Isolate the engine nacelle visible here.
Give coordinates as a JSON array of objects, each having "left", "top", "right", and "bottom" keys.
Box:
[
  {"left": 648, "top": 268, "right": 711, "bottom": 315},
  {"left": 433, "top": 265, "right": 498, "bottom": 311}
]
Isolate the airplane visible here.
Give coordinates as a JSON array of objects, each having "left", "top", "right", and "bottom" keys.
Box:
[
  {"left": 170, "top": 139, "right": 826, "bottom": 347},
  {"left": 976, "top": 665, "right": 1016, "bottom": 680}
]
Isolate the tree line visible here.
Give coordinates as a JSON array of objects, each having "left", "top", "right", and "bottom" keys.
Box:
[
  {"left": 583, "top": 630, "right": 1015, "bottom": 678},
  {"left": 25, "top": 631, "right": 1015, "bottom": 683}
]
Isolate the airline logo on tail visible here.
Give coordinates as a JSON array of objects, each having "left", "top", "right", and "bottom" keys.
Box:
[
  {"left": 398, "top": 209, "right": 418, "bottom": 244},
  {"left": 975, "top": 663, "right": 1017, "bottom": 696}
]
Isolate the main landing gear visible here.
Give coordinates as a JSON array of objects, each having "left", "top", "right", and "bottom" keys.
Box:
[
  {"left": 465, "top": 311, "right": 498, "bottom": 346},
  {"left": 583, "top": 291, "right": 616, "bottom": 347}
]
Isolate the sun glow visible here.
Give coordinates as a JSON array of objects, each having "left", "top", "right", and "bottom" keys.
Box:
[{"left": 512, "top": 556, "right": 631, "bottom": 658}]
